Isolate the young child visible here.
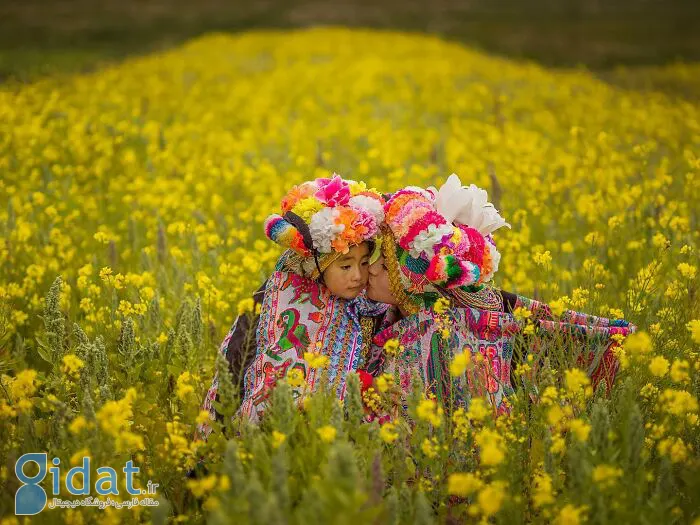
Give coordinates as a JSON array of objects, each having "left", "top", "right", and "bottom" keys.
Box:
[{"left": 198, "top": 174, "right": 388, "bottom": 435}]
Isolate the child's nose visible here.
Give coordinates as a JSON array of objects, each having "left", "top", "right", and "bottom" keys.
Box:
[{"left": 350, "top": 266, "right": 362, "bottom": 282}]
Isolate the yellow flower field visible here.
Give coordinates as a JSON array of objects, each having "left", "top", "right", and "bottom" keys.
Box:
[{"left": 0, "top": 28, "right": 698, "bottom": 524}]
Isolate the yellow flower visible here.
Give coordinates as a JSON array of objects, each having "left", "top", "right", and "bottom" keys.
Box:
[
  {"left": 237, "top": 298, "right": 255, "bottom": 316},
  {"left": 549, "top": 299, "right": 567, "bottom": 317},
  {"left": 477, "top": 481, "right": 507, "bottom": 517},
  {"left": 550, "top": 435, "right": 566, "bottom": 454},
  {"left": 383, "top": 338, "right": 401, "bottom": 357},
  {"left": 376, "top": 373, "right": 393, "bottom": 393},
  {"left": 687, "top": 319, "right": 700, "bottom": 345},
  {"left": 660, "top": 389, "right": 698, "bottom": 416},
  {"left": 95, "top": 388, "right": 143, "bottom": 452},
  {"left": 447, "top": 472, "right": 483, "bottom": 497},
  {"left": 316, "top": 425, "right": 337, "bottom": 443},
  {"left": 592, "top": 464, "right": 623, "bottom": 489},
  {"left": 648, "top": 356, "right": 669, "bottom": 377},
  {"left": 532, "top": 471, "right": 555, "bottom": 508},
  {"left": 475, "top": 428, "right": 506, "bottom": 466},
  {"left": 195, "top": 410, "right": 211, "bottom": 426},
  {"left": 449, "top": 351, "right": 470, "bottom": 377},
  {"left": 61, "top": 354, "right": 85, "bottom": 378},
  {"left": 286, "top": 368, "right": 305, "bottom": 388},
  {"left": 433, "top": 297, "right": 450, "bottom": 315},
  {"left": 68, "top": 416, "right": 90, "bottom": 435},
  {"left": 187, "top": 474, "right": 219, "bottom": 498},
  {"left": 569, "top": 418, "right": 591, "bottom": 442},
  {"left": 99, "top": 266, "right": 113, "bottom": 282},
  {"left": 467, "top": 397, "right": 490, "bottom": 422},
  {"left": 11, "top": 310, "right": 28, "bottom": 326},
  {"left": 452, "top": 407, "right": 470, "bottom": 441},
  {"left": 421, "top": 437, "right": 439, "bottom": 458},
  {"left": 623, "top": 331, "right": 653, "bottom": 356},
  {"left": 303, "top": 352, "right": 330, "bottom": 369},
  {"left": 669, "top": 359, "right": 690, "bottom": 384},
  {"left": 677, "top": 262, "right": 697, "bottom": 279},
  {"left": 271, "top": 430, "right": 286, "bottom": 449},
  {"left": 547, "top": 404, "right": 565, "bottom": 427},
  {"left": 291, "top": 197, "right": 324, "bottom": 222},
  {"left": 379, "top": 422, "right": 399, "bottom": 444},
  {"left": 9, "top": 369, "right": 39, "bottom": 400},
  {"left": 555, "top": 504, "right": 587, "bottom": 525},
  {"left": 657, "top": 437, "right": 690, "bottom": 463},
  {"left": 513, "top": 307, "right": 532, "bottom": 321},
  {"left": 651, "top": 232, "right": 669, "bottom": 248},
  {"left": 540, "top": 386, "right": 559, "bottom": 405},
  {"left": 608, "top": 308, "right": 624, "bottom": 319},
  {"left": 416, "top": 397, "right": 443, "bottom": 427},
  {"left": 564, "top": 368, "right": 590, "bottom": 397},
  {"left": 175, "top": 371, "right": 195, "bottom": 400},
  {"left": 533, "top": 250, "right": 552, "bottom": 267}
]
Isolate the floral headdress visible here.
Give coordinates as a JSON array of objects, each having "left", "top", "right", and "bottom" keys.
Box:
[
  {"left": 264, "top": 174, "right": 385, "bottom": 277},
  {"left": 382, "top": 174, "right": 510, "bottom": 307}
]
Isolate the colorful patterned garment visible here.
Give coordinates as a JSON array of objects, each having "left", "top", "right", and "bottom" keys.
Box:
[
  {"left": 373, "top": 177, "right": 636, "bottom": 418},
  {"left": 238, "top": 268, "right": 388, "bottom": 423},
  {"left": 369, "top": 291, "right": 637, "bottom": 420},
  {"left": 509, "top": 294, "right": 636, "bottom": 395},
  {"left": 372, "top": 306, "right": 520, "bottom": 417}
]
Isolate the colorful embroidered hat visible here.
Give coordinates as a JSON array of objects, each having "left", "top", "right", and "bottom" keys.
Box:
[
  {"left": 383, "top": 174, "right": 510, "bottom": 296},
  {"left": 265, "top": 174, "right": 385, "bottom": 273}
]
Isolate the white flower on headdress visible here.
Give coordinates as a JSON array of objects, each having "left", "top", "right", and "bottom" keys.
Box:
[
  {"left": 430, "top": 174, "right": 510, "bottom": 236},
  {"left": 309, "top": 207, "right": 344, "bottom": 253},
  {"left": 481, "top": 242, "right": 501, "bottom": 282},
  {"left": 349, "top": 195, "right": 384, "bottom": 224},
  {"left": 408, "top": 223, "right": 453, "bottom": 259}
]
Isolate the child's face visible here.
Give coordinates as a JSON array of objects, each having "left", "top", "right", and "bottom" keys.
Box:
[{"left": 323, "top": 243, "right": 371, "bottom": 299}]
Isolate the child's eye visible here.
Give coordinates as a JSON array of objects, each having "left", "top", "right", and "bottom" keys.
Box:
[
  {"left": 382, "top": 264, "right": 388, "bottom": 271},
  {"left": 341, "top": 265, "right": 351, "bottom": 270}
]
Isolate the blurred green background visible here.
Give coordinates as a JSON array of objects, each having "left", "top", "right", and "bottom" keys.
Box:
[{"left": 1, "top": 0, "right": 699, "bottom": 94}]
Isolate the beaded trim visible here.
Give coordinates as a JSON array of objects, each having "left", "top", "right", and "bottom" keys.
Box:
[
  {"left": 360, "top": 316, "right": 375, "bottom": 364},
  {"left": 443, "top": 284, "right": 504, "bottom": 311}
]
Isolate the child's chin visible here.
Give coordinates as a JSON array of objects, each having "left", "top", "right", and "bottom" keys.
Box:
[{"left": 342, "top": 288, "right": 364, "bottom": 299}]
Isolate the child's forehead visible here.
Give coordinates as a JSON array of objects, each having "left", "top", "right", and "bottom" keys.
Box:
[{"left": 339, "top": 244, "right": 370, "bottom": 261}]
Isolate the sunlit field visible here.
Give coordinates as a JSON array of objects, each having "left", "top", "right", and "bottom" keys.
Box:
[{"left": 1, "top": 28, "right": 698, "bottom": 524}]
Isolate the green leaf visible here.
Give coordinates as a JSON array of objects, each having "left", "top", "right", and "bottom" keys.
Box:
[{"left": 35, "top": 337, "right": 53, "bottom": 363}]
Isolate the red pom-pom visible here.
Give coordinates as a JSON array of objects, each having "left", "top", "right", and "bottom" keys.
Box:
[{"left": 357, "top": 369, "right": 374, "bottom": 393}]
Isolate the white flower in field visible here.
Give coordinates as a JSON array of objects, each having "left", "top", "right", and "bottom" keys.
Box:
[
  {"left": 430, "top": 174, "right": 510, "bottom": 236},
  {"left": 309, "top": 207, "right": 344, "bottom": 253}
]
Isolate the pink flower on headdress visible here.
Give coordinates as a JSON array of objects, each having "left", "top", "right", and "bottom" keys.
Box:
[
  {"left": 460, "top": 225, "right": 486, "bottom": 268},
  {"left": 354, "top": 209, "right": 378, "bottom": 238},
  {"left": 315, "top": 174, "right": 351, "bottom": 207}
]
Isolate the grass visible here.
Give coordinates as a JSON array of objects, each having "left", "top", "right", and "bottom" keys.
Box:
[{"left": 1, "top": 0, "right": 700, "bottom": 89}]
